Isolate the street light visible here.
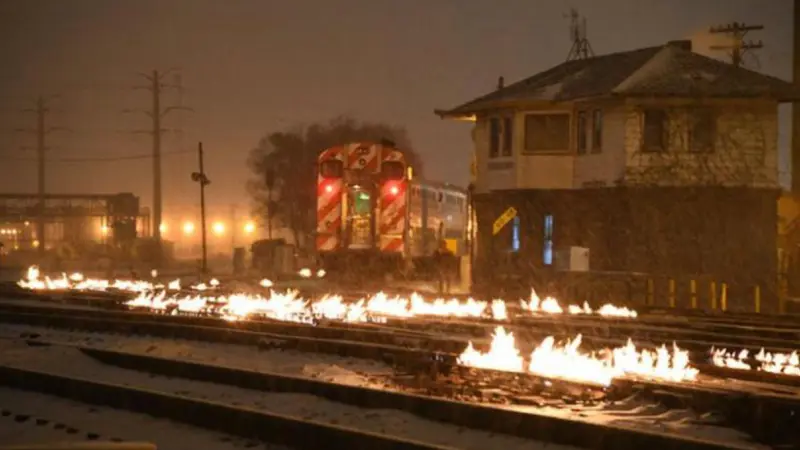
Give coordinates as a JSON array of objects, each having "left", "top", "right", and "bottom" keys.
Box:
[
  {"left": 212, "top": 222, "right": 225, "bottom": 236},
  {"left": 243, "top": 221, "right": 255, "bottom": 234},
  {"left": 183, "top": 221, "right": 195, "bottom": 235}
]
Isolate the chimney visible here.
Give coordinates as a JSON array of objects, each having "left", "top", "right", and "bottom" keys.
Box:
[
  {"left": 497, "top": 76, "right": 505, "bottom": 90},
  {"left": 666, "top": 39, "right": 692, "bottom": 52}
]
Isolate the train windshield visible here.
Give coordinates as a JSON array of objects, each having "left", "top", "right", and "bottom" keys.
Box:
[
  {"left": 353, "top": 190, "right": 371, "bottom": 215},
  {"left": 381, "top": 161, "right": 404, "bottom": 180},
  {"left": 320, "top": 160, "right": 344, "bottom": 178}
]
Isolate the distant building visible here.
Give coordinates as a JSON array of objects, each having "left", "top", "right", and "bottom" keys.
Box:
[{"left": 436, "top": 40, "right": 800, "bottom": 311}]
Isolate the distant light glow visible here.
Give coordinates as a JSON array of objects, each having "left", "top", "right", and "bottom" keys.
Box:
[
  {"left": 212, "top": 222, "right": 225, "bottom": 236},
  {"left": 244, "top": 221, "right": 256, "bottom": 234},
  {"left": 183, "top": 222, "right": 195, "bottom": 235},
  {"left": 159, "top": 223, "right": 168, "bottom": 234},
  {"left": 100, "top": 225, "right": 109, "bottom": 236}
]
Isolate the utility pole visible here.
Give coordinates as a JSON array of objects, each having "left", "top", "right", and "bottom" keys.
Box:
[
  {"left": 128, "top": 69, "right": 192, "bottom": 267},
  {"left": 191, "top": 142, "right": 210, "bottom": 274},
  {"left": 265, "top": 169, "right": 275, "bottom": 240},
  {"left": 16, "top": 95, "right": 64, "bottom": 257},
  {"left": 565, "top": 9, "right": 594, "bottom": 61},
  {"left": 709, "top": 22, "right": 764, "bottom": 68}
]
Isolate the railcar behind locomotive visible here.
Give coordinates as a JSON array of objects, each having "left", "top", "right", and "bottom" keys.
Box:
[{"left": 315, "top": 141, "right": 467, "bottom": 275}]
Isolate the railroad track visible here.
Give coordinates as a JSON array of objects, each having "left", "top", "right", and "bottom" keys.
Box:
[
  {"left": 0, "top": 364, "right": 449, "bottom": 450},
  {"left": 0, "top": 335, "right": 775, "bottom": 450},
  {"left": 0, "top": 301, "right": 797, "bottom": 448},
  {"left": 2, "top": 297, "right": 797, "bottom": 382},
  {"left": 0, "top": 298, "right": 798, "bottom": 386}
]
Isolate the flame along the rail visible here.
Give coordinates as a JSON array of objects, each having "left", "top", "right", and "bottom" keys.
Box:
[
  {"left": 457, "top": 326, "right": 699, "bottom": 386},
  {"left": 710, "top": 347, "right": 800, "bottom": 376},
  {"left": 17, "top": 266, "right": 638, "bottom": 321}
]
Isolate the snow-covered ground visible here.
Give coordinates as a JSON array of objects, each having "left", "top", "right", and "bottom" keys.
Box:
[
  {"left": 0, "top": 324, "right": 392, "bottom": 388},
  {"left": 0, "top": 387, "right": 289, "bottom": 450},
  {"left": 0, "top": 324, "right": 769, "bottom": 449},
  {"left": 0, "top": 336, "right": 575, "bottom": 450}
]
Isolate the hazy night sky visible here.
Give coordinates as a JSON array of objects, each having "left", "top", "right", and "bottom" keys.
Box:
[{"left": 0, "top": 0, "right": 793, "bottom": 214}]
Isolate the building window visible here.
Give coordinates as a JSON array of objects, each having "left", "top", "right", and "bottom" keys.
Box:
[
  {"left": 591, "top": 109, "right": 603, "bottom": 153},
  {"left": 576, "top": 111, "right": 587, "bottom": 155},
  {"left": 511, "top": 216, "right": 520, "bottom": 252},
  {"left": 543, "top": 214, "right": 553, "bottom": 265},
  {"left": 502, "top": 117, "right": 513, "bottom": 157},
  {"left": 690, "top": 108, "right": 716, "bottom": 153},
  {"left": 489, "top": 117, "right": 500, "bottom": 158},
  {"left": 524, "top": 113, "right": 570, "bottom": 153},
  {"left": 642, "top": 109, "right": 667, "bottom": 152}
]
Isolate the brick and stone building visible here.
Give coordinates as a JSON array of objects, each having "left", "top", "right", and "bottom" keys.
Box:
[{"left": 435, "top": 40, "right": 800, "bottom": 311}]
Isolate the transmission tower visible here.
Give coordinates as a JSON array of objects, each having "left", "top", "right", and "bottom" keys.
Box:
[
  {"left": 708, "top": 22, "right": 764, "bottom": 68},
  {"left": 15, "top": 95, "right": 66, "bottom": 256},
  {"left": 565, "top": 9, "right": 594, "bottom": 61},
  {"left": 125, "top": 69, "right": 192, "bottom": 266}
]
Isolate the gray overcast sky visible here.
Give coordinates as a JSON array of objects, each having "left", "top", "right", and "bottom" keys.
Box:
[{"left": 0, "top": 0, "right": 793, "bottom": 212}]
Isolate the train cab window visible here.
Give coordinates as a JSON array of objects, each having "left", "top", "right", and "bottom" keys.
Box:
[
  {"left": 353, "top": 191, "right": 371, "bottom": 215},
  {"left": 381, "top": 161, "right": 405, "bottom": 180},
  {"left": 320, "top": 160, "right": 344, "bottom": 178}
]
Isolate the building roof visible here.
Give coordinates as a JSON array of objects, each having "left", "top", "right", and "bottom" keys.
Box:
[{"left": 436, "top": 40, "right": 800, "bottom": 119}]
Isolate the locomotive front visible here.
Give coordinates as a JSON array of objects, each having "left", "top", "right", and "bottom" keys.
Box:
[{"left": 315, "top": 142, "right": 409, "bottom": 276}]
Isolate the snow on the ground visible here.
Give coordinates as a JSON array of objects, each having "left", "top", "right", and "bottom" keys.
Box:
[
  {"left": 0, "top": 324, "right": 770, "bottom": 448},
  {"left": 506, "top": 396, "right": 766, "bottom": 449},
  {"left": 0, "top": 341, "right": 576, "bottom": 450},
  {"left": 0, "top": 387, "right": 289, "bottom": 450},
  {"left": 0, "top": 324, "right": 392, "bottom": 389},
  {"left": 0, "top": 298, "right": 107, "bottom": 311}
]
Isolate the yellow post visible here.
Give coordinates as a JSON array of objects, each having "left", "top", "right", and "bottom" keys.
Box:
[
  {"left": 710, "top": 281, "right": 717, "bottom": 310},
  {"left": 668, "top": 279, "right": 676, "bottom": 308},
  {"left": 754, "top": 285, "right": 761, "bottom": 314},
  {"left": 646, "top": 279, "right": 654, "bottom": 306},
  {"left": 690, "top": 279, "right": 697, "bottom": 309},
  {"left": 721, "top": 283, "right": 728, "bottom": 311}
]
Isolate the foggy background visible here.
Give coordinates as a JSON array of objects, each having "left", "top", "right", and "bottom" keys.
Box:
[{"left": 0, "top": 0, "right": 792, "bottom": 213}]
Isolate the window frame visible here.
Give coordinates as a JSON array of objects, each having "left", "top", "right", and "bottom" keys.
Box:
[
  {"left": 689, "top": 108, "right": 717, "bottom": 153},
  {"left": 576, "top": 111, "right": 588, "bottom": 155},
  {"left": 523, "top": 112, "right": 571, "bottom": 154},
  {"left": 501, "top": 116, "right": 513, "bottom": 157},
  {"left": 489, "top": 117, "right": 500, "bottom": 158},
  {"left": 641, "top": 109, "right": 668, "bottom": 153},
  {"left": 591, "top": 109, "right": 603, "bottom": 153}
]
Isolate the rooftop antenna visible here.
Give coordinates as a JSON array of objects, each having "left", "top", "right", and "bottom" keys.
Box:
[{"left": 565, "top": 8, "right": 594, "bottom": 61}]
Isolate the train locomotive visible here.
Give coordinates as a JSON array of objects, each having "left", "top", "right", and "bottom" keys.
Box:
[{"left": 315, "top": 141, "right": 467, "bottom": 279}]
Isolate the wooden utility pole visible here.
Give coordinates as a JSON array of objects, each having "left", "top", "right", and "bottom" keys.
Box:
[
  {"left": 709, "top": 22, "right": 764, "bottom": 68},
  {"left": 191, "top": 142, "right": 211, "bottom": 274}
]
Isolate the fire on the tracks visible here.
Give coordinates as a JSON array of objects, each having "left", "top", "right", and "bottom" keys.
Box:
[{"left": 14, "top": 265, "right": 800, "bottom": 382}]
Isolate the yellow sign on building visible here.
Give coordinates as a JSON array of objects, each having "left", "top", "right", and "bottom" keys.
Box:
[{"left": 493, "top": 207, "right": 517, "bottom": 235}]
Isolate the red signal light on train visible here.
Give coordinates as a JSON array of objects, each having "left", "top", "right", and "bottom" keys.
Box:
[
  {"left": 384, "top": 182, "right": 400, "bottom": 196},
  {"left": 325, "top": 184, "right": 334, "bottom": 194}
]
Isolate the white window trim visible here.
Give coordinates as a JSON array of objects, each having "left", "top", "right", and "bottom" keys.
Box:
[{"left": 522, "top": 111, "right": 573, "bottom": 155}]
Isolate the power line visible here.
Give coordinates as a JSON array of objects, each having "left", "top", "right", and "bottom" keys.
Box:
[
  {"left": 0, "top": 149, "right": 193, "bottom": 163},
  {"left": 708, "top": 22, "right": 764, "bottom": 68}
]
